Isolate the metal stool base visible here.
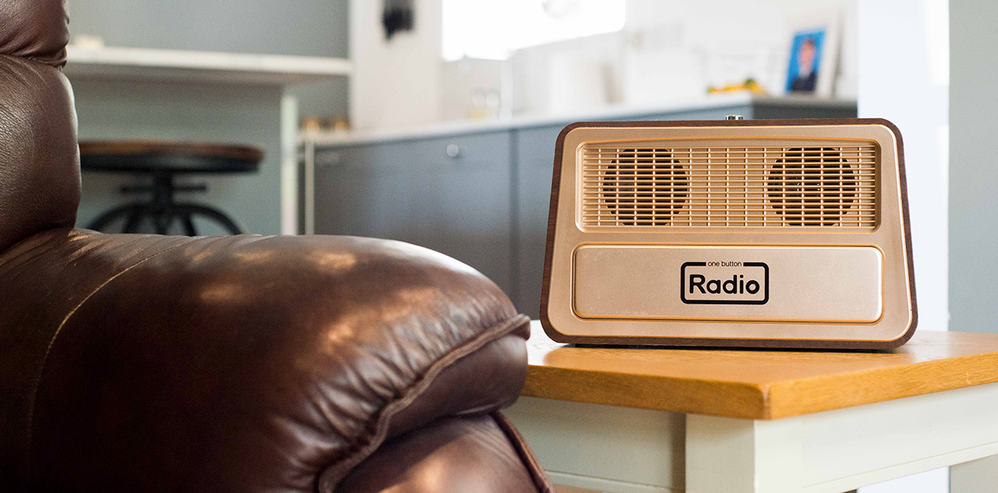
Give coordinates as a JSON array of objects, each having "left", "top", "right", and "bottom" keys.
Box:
[
  {"left": 86, "top": 171, "right": 243, "bottom": 235},
  {"left": 87, "top": 202, "right": 242, "bottom": 235}
]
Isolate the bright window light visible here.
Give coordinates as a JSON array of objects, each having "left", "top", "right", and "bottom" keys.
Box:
[{"left": 442, "top": 0, "right": 626, "bottom": 61}]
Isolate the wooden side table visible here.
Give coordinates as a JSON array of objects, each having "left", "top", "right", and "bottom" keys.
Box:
[{"left": 506, "top": 322, "right": 998, "bottom": 493}]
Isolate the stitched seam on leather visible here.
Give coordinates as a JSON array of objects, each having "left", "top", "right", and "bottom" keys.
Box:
[
  {"left": 492, "top": 411, "right": 556, "bottom": 493},
  {"left": 0, "top": 48, "right": 66, "bottom": 69},
  {"left": 317, "top": 313, "right": 531, "bottom": 493},
  {"left": 23, "top": 237, "right": 196, "bottom": 479}
]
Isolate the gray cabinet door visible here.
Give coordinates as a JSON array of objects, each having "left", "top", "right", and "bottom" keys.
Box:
[
  {"left": 513, "top": 126, "right": 563, "bottom": 319},
  {"left": 314, "top": 142, "right": 422, "bottom": 245},
  {"left": 412, "top": 132, "right": 513, "bottom": 294},
  {"left": 314, "top": 132, "right": 514, "bottom": 296}
]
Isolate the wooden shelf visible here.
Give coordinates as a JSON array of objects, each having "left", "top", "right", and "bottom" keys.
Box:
[{"left": 64, "top": 46, "right": 352, "bottom": 86}]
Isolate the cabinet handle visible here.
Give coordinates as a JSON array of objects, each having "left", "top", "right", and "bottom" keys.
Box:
[{"left": 446, "top": 144, "right": 461, "bottom": 158}]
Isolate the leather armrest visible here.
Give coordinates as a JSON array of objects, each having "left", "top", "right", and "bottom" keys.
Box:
[
  {"left": 338, "top": 413, "right": 551, "bottom": 493},
  {"left": 0, "top": 230, "right": 540, "bottom": 492}
]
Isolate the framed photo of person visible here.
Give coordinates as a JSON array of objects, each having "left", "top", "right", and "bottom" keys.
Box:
[{"left": 785, "top": 12, "right": 840, "bottom": 97}]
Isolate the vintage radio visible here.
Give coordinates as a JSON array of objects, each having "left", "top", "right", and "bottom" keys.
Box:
[{"left": 540, "top": 118, "right": 916, "bottom": 349}]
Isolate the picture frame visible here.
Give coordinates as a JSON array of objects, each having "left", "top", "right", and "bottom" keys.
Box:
[{"left": 784, "top": 10, "right": 840, "bottom": 97}]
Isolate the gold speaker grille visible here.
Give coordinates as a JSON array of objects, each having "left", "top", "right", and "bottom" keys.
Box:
[{"left": 580, "top": 142, "right": 877, "bottom": 228}]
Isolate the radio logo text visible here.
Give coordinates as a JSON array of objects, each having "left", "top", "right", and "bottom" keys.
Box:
[{"left": 681, "top": 262, "right": 769, "bottom": 305}]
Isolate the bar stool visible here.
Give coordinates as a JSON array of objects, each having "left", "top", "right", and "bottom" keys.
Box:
[{"left": 80, "top": 141, "right": 264, "bottom": 235}]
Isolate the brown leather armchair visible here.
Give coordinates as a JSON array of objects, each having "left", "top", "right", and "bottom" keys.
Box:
[{"left": 0, "top": 1, "right": 552, "bottom": 491}]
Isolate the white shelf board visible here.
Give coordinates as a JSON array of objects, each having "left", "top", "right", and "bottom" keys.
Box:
[{"left": 64, "top": 46, "right": 352, "bottom": 86}]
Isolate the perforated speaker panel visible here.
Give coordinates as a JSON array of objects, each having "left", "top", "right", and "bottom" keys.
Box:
[{"left": 581, "top": 142, "right": 877, "bottom": 228}]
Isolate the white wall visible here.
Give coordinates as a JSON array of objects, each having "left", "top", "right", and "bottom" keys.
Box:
[
  {"left": 856, "top": 1, "right": 949, "bottom": 492},
  {"left": 858, "top": 0, "right": 948, "bottom": 333},
  {"left": 622, "top": 0, "right": 858, "bottom": 102},
  {"left": 950, "top": 0, "right": 998, "bottom": 335},
  {"left": 70, "top": 0, "right": 350, "bottom": 119},
  {"left": 511, "top": 32, "right": 626, "bottom": 115},
  {"left": 349, "top": 0, "right": 442, "bottom": 131}
]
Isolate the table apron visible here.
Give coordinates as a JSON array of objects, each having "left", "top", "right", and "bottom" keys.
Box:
[{"left": 507, "top": 381, "right": 998, "bottom": 493}]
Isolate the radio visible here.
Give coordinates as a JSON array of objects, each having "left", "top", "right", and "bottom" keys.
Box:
[{"left": 540, "top": 118, "right": 916, "bottom": 349}]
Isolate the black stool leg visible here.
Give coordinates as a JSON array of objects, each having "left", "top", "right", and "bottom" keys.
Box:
[
  {"left": 122, "top": 204, "right": 151, "bottom": 233},
  {"left": 150, "top": 171, "right": 175, "bottom": 235},
  {"left": 87, "top": 204, "right": 148, "bottom": 232},
  {"left": 182, "top": 214, "right": 197, "bottom": 236},
  {"left": 175, "top": 204, "right": 242, "bottom": 235},
  {"left": 152, "top": 209, "right": 174, "bottom": 235}
]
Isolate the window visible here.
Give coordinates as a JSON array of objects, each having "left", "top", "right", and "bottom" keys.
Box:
[{"left": 442, "top": 0, "right": 626, "bottom": 61}]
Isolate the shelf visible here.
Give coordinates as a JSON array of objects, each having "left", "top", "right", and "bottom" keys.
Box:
[{"left": 64, "top": 46, "right": 352, "bottom": 86}]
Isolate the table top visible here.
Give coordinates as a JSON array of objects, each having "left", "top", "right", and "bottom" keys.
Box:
[
  {"left": 522, "top": 321, "right": 998, "bottom": 420},
  {"left": 79, "top": 140, "right": 264, "bottom": 174}
]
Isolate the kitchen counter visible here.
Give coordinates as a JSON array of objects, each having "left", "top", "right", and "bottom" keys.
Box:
[{"left": 302, "top": 94, "right": 857, "bottom": 147}]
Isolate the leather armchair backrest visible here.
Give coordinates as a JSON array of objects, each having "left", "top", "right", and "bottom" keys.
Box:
[{"left": 0, "top": 0, "right": 80, "bottom": 252}]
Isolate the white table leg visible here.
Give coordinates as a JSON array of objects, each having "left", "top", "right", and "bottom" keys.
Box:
[
  {"left": 686, "top": 414, "right": 803, "bottom": 493},
  {"left": 951, "top": 455, "right": 998, "bottom": 493}
]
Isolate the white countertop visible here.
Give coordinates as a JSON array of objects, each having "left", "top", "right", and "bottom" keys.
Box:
[
  {"left": 302, "top": 93, "right": 857, "bottom": 148},
  {"left": 64, "top": 46, "right": 352, "bottom": 86}
]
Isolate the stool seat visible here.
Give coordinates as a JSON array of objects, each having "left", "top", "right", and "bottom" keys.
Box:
[
  {"left": 80, "top": 140, "right": 263, "bottom": 174},
  {"left": 80, "top": 140, "right": 264, "bottom": 236}
]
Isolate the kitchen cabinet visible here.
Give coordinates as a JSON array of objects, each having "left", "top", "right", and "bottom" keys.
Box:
[
  {"left": 315, "top": 132, "right": 513, "bottom": 295},
  {"left": 412, "top": 132, "right": 513, "bottom": 293}
]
